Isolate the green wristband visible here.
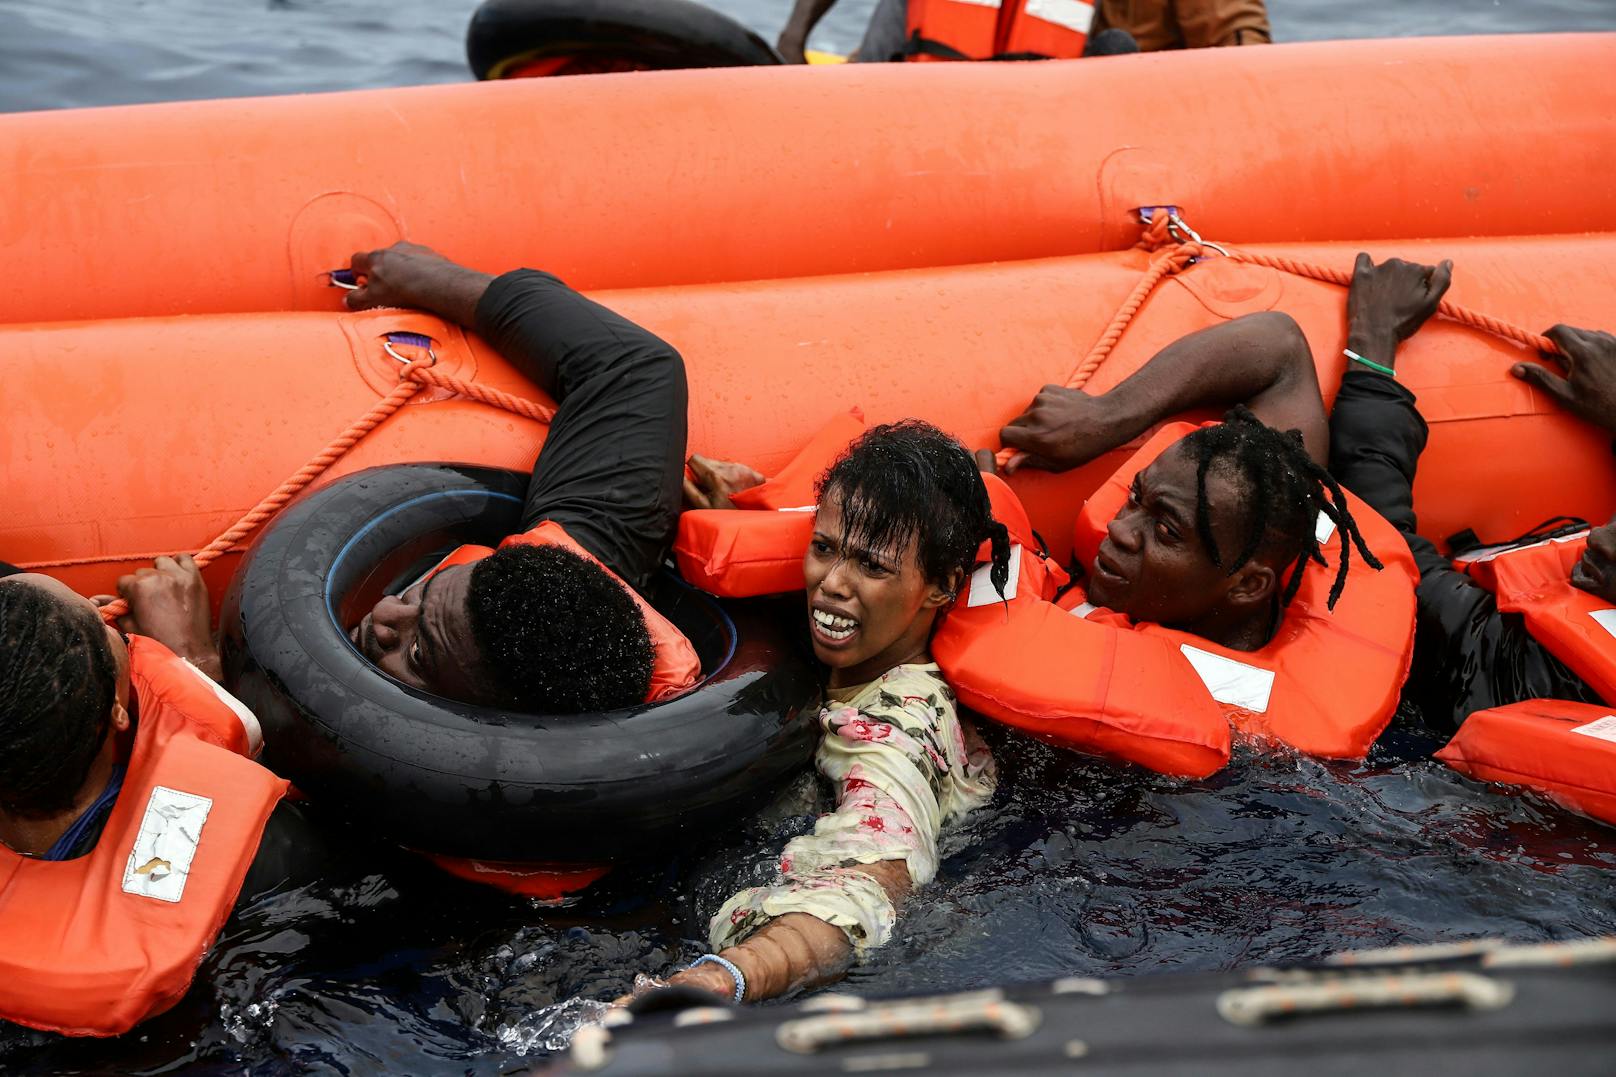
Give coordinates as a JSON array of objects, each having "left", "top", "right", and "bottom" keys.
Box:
[{"left": 1343, "top": 348, "right": 1395, "bottom": 378}]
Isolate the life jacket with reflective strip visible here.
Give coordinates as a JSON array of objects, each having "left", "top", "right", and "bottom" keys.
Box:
[
  {"left": 428, "top": 521, "right": 702, "bottom": 703},
  {"left": 1436, "top": 698, "right": 1616, "bottom": 828},
  {"left": 904, "top": 0, "right": 1091, "bottom": 62},
  {"left": 936, "top": 422, "right": 1419, "bottom": 774},
  {"left": 1453, "top": 531, "right": 1616, "bottom": 704},
  {"left": 0, "top": 635, "right": 287, "bottom": 1037}
]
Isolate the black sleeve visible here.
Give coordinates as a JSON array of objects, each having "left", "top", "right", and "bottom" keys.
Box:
[
  {"left": 474, "top": 270, "right": 689, "bottom": 596},
  {"left": 1330, "top": 370, "right": 1598, "bottom": 729}
]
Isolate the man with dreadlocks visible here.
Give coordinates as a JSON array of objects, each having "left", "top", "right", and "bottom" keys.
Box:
[
  {"left": 999, "top": 309, "right": 1383, "bottom": 655},
  {"left": 1328, "top": 254, "right": 1616, "bottom": 730},
  {"left": 0, "top": 562, "right": 339, "bottom": 1036}
]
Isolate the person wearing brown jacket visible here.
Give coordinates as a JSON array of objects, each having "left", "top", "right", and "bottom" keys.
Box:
[{"left": 1091, "top": 0, "right": 1271, "bottom": 51}]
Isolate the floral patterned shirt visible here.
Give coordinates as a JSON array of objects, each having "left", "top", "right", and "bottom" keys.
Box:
[{"left": 707, "top": 662, "right": 996, "bottom": 957}]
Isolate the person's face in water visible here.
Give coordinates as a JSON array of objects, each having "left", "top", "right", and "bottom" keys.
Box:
[
  {"left": 804, "top": 492, "right": 958, "bottom": 688},
  {"left": 350, "top": 563, "right": 492, "bottom": 702},
  {"left": 1572, "top": 515, "right": 1616, "bottom": 604},
  {"left": 1086, "top": 440, "right": 1277, "bottom": 639}
]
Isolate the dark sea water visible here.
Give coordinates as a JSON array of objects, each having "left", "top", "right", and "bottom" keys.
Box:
[{"left": 2, "top": 2, "right": 1614, "bottom": 1074}]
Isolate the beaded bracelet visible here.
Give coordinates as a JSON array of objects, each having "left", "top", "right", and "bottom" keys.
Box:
[
  {"left": 689, "top": 954, "right": 746, "bottom": 1003},
  {"left": 1343, "top": 347, "right": 1396, "bottom": 377}
]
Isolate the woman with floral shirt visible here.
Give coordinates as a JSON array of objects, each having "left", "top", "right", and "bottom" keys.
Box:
[{"left": 651, "top": 420, "right": 1012, "bottom": 1004}]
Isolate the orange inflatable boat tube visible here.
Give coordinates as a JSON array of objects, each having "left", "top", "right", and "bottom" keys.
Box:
[
  {"left": 6, "top": 233, "right": 1614, "bottom": 606},
  {"left": 0, "top": 34, "right": 1612, "bottom": 323}
]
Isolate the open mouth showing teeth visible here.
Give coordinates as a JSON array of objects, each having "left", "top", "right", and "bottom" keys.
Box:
[{"left": 812, "top": 608, "right": 858, "bottom": 641}]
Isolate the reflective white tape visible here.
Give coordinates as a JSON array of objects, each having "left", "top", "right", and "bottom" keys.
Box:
[
  {"left": 123, "top": 785, "right": 213, "bottom": 903},
  {"left": 967, "top": 544, "right": 1020, "bottom": 607},
  {"left": 1180, "top": 644, "right": 1275, "bottom": 713},
  {"left": 1454, "top": 529, "right": 1590, "bottom": 565},
  {"left": 181, "top": 658, "right": 264, "bottom": 756},
  {"left": 955, "top": 0, "right": 1003, "bottom": 7},
  {"left": 1068, "top": 601, "right": 1098, "bottom": 619},
  {"left": 1314, "top": 513, "right": 1338, "bottom": 546},
  {"left": 778, "top": 505, "right": 817, "bottom": 513},
  {"left": 1025, "top": 0, "right": 1095, "bottom": 33},
  {"left": 1570, "top": 715, "right": 1616, "bottom": 745},
  {"left": 1590, "top": 609, "right": 1616, "bottom": 641}
]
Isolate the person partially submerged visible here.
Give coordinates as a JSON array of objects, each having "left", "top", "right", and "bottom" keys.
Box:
[
  {"left": 339, "top": 243, "right": 698, "bottom": 712},
  {"left": 644, "top": 421, "right": 1011, "bottom": 1004},
  {"left": 998, "top": 309, "right": 1382, "bottom": 652},
  {"left": 0, "top": 560, "right": 329, "bottom": 1036},
  {"left": 1328, "top": 254, "right": 1616, "bottom": 726}
]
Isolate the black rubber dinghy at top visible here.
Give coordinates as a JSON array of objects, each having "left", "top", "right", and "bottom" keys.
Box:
[
  {"left": 220, "top": 463, "right": 820, "bottom": 865},
  {"left": 466, "top": 0, "right": 781, "bottom": 80}
]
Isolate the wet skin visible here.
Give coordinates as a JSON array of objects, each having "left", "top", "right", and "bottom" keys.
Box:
[
  {"left": 803, "top": 495, "right": 956, "bottom": 690},
  {"left": 1571, "top": 516, "right": 1616, "bottom": 603},
  {"left": 1085, "top": 440, "right": 1278, "bottom": 650},
  {"left": 350, "top": 562, "right": 493, "bottom": 704}
]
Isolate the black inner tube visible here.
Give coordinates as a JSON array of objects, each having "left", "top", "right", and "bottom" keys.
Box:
[
  {"left": 466, "top": 0, "right": 782, "bottom": 80},
  {"left": 221, "top": 463, "right": 820, "bottom": 864}
]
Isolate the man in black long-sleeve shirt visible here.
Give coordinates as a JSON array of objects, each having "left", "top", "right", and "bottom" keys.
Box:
[
  {"left": 1328, "top": 255, "right": 1616, "bottom": 730},
  {"left": 341, "top": 242, "right": 692, "bottom": 713}
]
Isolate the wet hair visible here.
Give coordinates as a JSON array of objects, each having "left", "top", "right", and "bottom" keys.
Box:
[
  {"left": 466, "top": 543, "right": 654, "bottom": 713},
  {"left": 1182, "top": 406, "right": 1381, "bottom": 610},
  {"left": 0, "top": 581, "right": 118, "bottom": 818},
  {"left": 816, "top": 420, "right": 1012, "bottom": 600}
]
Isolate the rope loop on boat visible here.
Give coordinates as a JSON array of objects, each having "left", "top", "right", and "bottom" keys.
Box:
[
  {"left": 774, "top": 990, "right": 1039, "bottom": 1054},
  {"left": 1217, "top": 970, "right": 1513, "bottom": 1026},
  {"left": 995, "top": 208, "right": 1563, "bottom": 471},
  {"left": 89, "top": 350, "right": 555, "bottom": 622}
]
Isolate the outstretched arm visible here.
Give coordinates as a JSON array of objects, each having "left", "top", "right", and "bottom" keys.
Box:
[
  {"left": 343, "top": 242, "right": 688, "bottom": 595},
  {"left": 654, "top": 677, "right": 994, "bottom": 1004},
  {"left": 1000, "top": 310, "right": 1326, "bottom": 472}
]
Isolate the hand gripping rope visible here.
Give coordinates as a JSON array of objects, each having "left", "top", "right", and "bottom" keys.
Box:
[
  {"left": 995, "top": 208, "right": 1562, "bottom": 471},
  {"left": 37, "top": 332, "right": 556, "bottom": 624}
]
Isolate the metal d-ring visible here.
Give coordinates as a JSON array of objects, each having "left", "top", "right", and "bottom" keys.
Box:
[
  {"left": 382, "top": 332, "right": 437, "bottom": 367},
  {"left": 1166, "top": 212, "right": 1229, "bottom": 257}
]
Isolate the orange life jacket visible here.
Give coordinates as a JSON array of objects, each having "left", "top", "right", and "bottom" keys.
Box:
[
  {"left": 673, "top": 409, "right": 1036, "bottom": 599},
  {"left": 428, "top": 521, "right": 702, "bottom": 703},
  {"left": 675, "top": 410, "right": 865, "bottom": 598},
  {"left": 905, "top": 0, "right": 1091, "bottom": 62},
  {"left": 936, "top": 422, "right": 1419, "bottom": 774},
  {"left": 1453, "top": 532, "right": 1616, "bottom": 703},
  {"left": 1436, "top": 699, "right": 1616, "bottom": 828},
  {"left": 0, "top": 635, "right": 288, "bottom": 1037}
]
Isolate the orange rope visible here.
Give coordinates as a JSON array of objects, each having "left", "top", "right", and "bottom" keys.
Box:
[
  {"left": 84, "top": 360, "right": 555, "bottom": 622},
  {"left": 996, "top": 216, "right": 1558, "bottom": 469}
]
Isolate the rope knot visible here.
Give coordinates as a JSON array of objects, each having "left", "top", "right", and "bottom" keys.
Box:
[{"left": 1136, "top": 212, "right": 1176, "bottom": 253}]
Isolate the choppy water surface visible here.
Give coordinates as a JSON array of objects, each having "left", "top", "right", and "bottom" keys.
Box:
[
  {"left": 2, "top": 1, "right": 1614, "bottom": 1072},
  {"left": 5, "top": 721, "right": 1614, "bottom": 1073}
]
